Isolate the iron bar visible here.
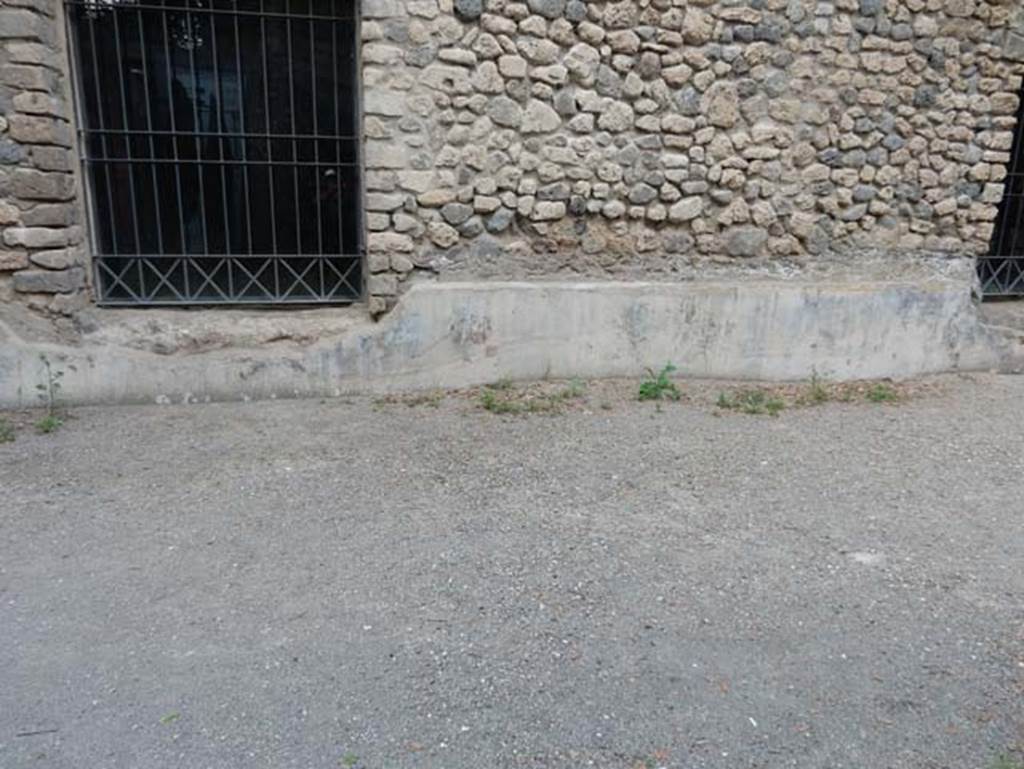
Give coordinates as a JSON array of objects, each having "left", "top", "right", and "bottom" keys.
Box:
[
  {"left": 160, "top": 9, "right": 189, "bottom": 261},
  {"left": 110, "top": 7, "right": 143, "bottom": 257},
  {"left": 136, "top": 6, "right": 165, "bottom": 256},
  {"left": 184, "top": 3, "right": 210, "bottom": 258},
  {"left": 233, "top": 0, "right": 252, "bottom": 273},
  {"left": 209, "top": 9, "right": 233, "bottom": 259},
  {"left": 86, "top": 13, "right": 119, "bottom": 257}
]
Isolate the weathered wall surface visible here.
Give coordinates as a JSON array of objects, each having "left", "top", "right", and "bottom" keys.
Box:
[
  {"left": 0, "top": 0, "right": 87, "bottom": 316},
  {"left": 2, "top": 0, "right": 1024, "bottom": 319},
  {"left": 361, "top": 0, "right": 1024, "bottom": 309},
  {"left": 0, "top": 270, "right": 1010, "bottom": 406}
]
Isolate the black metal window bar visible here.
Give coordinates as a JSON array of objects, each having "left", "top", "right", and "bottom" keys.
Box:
[
  {"left": 982, "top": 87, "right": 1024, "bottom": 296},
  {"left": 66, "top": 0, "right": 363, "bottom": 305}
]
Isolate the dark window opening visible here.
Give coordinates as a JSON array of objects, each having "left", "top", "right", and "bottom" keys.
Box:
[
  {"left": 983, "top": 89, "right": 1024, "bottom": 297},
  {"left": 66, "top": 0, "right": 362, "bottom": 305}
]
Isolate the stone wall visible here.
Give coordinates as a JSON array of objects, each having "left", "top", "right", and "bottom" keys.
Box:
[
  {"left": 2, "top": 0, "right": 1024, "bottom": 318},
  {"left": 0, "top": 0, "right": 87, "bottom": 316},
  {"left": 362, "top": 0, "right": 1024, "bottom": 311}
]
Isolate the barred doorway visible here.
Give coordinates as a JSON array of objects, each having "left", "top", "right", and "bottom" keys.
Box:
[
  {"left": 982, "top": 92, "right": 1024, "bottom": 296},
  {"left": 66, "top": 0, "right": 362, "bottom": 305}
]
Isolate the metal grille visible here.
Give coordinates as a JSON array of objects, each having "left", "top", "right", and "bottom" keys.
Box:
[
  {"left": 982, "top": 88, "right": 1024, "bottom": 296},
  {"left": 66, "top": 0, "right": 363, "bottom": 306}
]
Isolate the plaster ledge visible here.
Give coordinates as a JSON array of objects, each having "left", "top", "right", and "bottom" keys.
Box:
[{"left": 0, "top": 272, "right": 1007, "bottom": 407}]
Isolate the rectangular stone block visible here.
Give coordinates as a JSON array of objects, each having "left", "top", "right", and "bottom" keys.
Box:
[
  {"left": 365, "top": 192, "right": 405, "bottom": 211},
  {"left": 363, "top": 90, "right": 405, "bottom": 116},
  {"left": 12, "top": 266, "right": 84, "bottom": 293},
  {"left": 30, "top": 145, "right": 74, "bottom": 172},
  {"left": 7, "top": 114, "right": 73, "bottom": 147},
  {"left": 0, "top": 9, "right": 55, "bottom": 44},
  {"left": 0, "top": 168, "right": 75, "bottom": 200},
  {"left": 3, "top": 41, "right": 63, "bottom": 70},
  {"left": 364, "top": 141, "right": 408, "bottom": 169},
  {"left": 21, "top": 201, "right": 77, "bottom": 226},
  {"left": 367, "top": 232, "right": 414, "bottom": 252},
  {"left": 361, "top": 0, "right": 403, "bottom": 18},
  {"left": 13, "top": 91, "right": 67, "bottom": 119},
  {"left": 0, "top": 64, "right": 55, "bottom": 91},
  {"left": 1, "top": 0, "right": 58, "bottom": 18},
  {"left": 2, "top": 225, "right": 72, "bottom": 248}
]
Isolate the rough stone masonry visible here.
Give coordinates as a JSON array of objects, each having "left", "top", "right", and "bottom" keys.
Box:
[
  {"left": 0, "top": 0, "right": 85, "bottom": 317},
  {"left": 2, "top": 0, "right": 1024, "bottom": 317}
]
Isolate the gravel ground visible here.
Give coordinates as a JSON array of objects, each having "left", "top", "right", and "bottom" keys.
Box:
[{"left": 1, "top": 374, "right": 1023, "bottom": 769}]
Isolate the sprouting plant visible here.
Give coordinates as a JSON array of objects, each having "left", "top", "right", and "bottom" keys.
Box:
[
  {"left": 36, "top": 414, "right": 63, "bottom": 434},
  {"left": 638, "top": 364, "right": 681, "bottom": 402},
  {"left": 480, "top": 388, "right": 524, "bottom": 414},
  {"left": 35, "top": 354, "right": 65, "bottom": 434},
  {"left": 865, "top": 382, "right": 899, "bottom": 403},
  {"left": 479, "top": 381, "right": 570, "bottom": 415},
  {"left": 560, "top": 378, "right": 586, "bottom": 399},
  {"left": 0, "top": 418, "right": 14, "bottom": 444},
  {"left": 36, "top": 354, "right": 63, "bottom": 414},
  {"left": 803, "top": 370, "right": 830, "bottom": 405},
  {"left": 717, "top": 388, "right": 785, "bottom": 416}
]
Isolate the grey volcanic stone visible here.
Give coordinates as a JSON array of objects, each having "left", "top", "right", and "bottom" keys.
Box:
[
  {"left": 724, "top": 226, "right": 768, "bottom": 257},
  {"left": 441, "top": 202, "right": 475, "bottom": 225},
  {"left": 527, "top": 0, "right": 565, "bottom": 19},
  {"left": 488, "top": 96, "right": 524, "bottom": 128},
  {"left": 12, "top": 266, "right": 84, "bottom": 293},
  {"left": 453, "top": 0, "right": 482, "bottom": 20}
]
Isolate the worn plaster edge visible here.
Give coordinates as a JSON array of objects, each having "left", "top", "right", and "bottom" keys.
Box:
[{"left": 0, "top": 276, "right": 1010, "bottom": 407}]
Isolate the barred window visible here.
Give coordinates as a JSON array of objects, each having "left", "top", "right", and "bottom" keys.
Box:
[{"left": 67, "top": 0, "right": 363, "bottom": 305}]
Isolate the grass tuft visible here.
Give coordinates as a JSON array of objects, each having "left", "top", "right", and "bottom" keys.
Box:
[
  {"left": 865, "top": 382, "right": 900, "bottom": 403},
  {"left": 717, "top": 388, "right": 786, "bottom": 416},
  {"left": 801, "top": 371, "right": 831, "bottom": 406},
  {"left": 479, "top": 378, "right": 586, "bottom": 415},
  {"left": 35, "top": 414, "right": 63, "bottom": 434}
]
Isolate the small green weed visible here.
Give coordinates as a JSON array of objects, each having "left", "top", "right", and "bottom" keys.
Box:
[
  {"left": 865, "top": 382, "right": 899, "bottom": 403},
  {"left": 991, "top": 754, "right": 1024, "bottom": 769},
  {"left": 638, "top": 364, "right": 681, "bottom": 402},
  {"left": 35, "top": 354, "right": 67, "bottom": 434},
  {"left": 479, "top": 380, "right": 580, "bottom": 415},
  {"left": 480, "top": 389, "right": 524, "bottom": 414},
  {"left": 717, "top": 388, "right": 785, "bottom": 416},
  {"left": 801, "top": 371, "right": 830, "bottom": 405},
  {"left": 35, "top": 414, "right": 63, "bottom": 434},
  {"left": 340, "top": 753, "right": 359, "bottom": 767},
  {"left": 489, "top": 377, "right": 514, "bottom": 391},
  {"left": 159, "top": 711, "right": 180, "bottom": 725},
  {"left": 0, "top": 418, "right": 14, "bottom": 443},
  {"left": 557, "top": 378, "right": 586, "bottom": 400},
  {"left": 373, "top": 391, "right": 443, "bottom": 408}
]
